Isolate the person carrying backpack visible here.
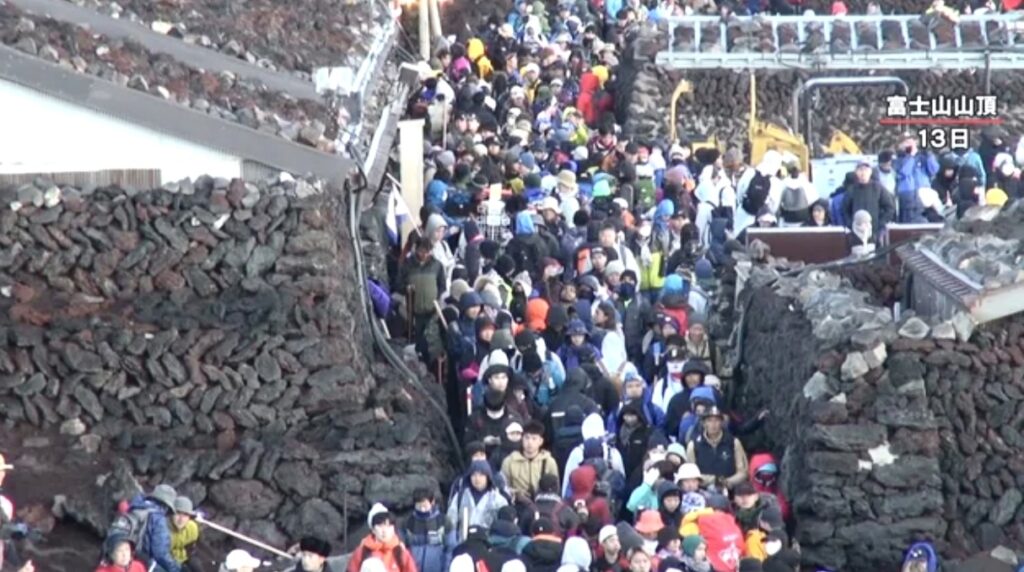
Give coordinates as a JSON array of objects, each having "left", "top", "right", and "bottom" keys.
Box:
[
  {"left": 348, "top": 505, "right": 418, "bottom": 572},
  {"left": 113, "top": 484, "right": 180, "bottom": 572},
  {"left": 734, "top": 151, "right": 782, "bottom": 236}
]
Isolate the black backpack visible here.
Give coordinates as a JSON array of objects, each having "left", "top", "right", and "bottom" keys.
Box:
[
  {"left": 581, "top": 447, "right": 626, "bottom": 511},
  {"left": 741, "top": 171, "right": 772, "bottom": 215}
]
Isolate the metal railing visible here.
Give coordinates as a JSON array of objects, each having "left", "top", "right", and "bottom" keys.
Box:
[{"left": 656, "top": 12, "right": 1024, "bottom": 69}]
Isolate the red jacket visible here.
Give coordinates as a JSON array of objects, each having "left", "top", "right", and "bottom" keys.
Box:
[
  {"left": 749, "top": 453, "right": 791, "bottom": 522},
  {"left": 576, "top": 73, "right": 602, "bottom": 127},
  {"left": 95, "top": 561, "right": 148, "bottom": 572}
]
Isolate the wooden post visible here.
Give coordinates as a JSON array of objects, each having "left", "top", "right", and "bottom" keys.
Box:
[{"left": 418, "top": 0, "right": 430, "bottom": 61}]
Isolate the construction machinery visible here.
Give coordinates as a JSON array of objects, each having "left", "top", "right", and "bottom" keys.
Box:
[{"left": 669, "top": 79, "right": 725, "bottom": 154}]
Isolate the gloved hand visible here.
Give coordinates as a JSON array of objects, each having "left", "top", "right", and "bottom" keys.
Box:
[{"left": 643, "top": 467, "right": 660, "bottom": 487}]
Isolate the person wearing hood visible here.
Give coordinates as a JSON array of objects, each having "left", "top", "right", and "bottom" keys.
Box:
[
  {"left": 550, "top": 405, "right": 587, "bottom": 471},
  {"left": 425, "top": 213, "right": 457, "bottom": 287},
  {"left": 761, "top": 536, "right": 800, "bottom": 572},
  {"left": 693, "top": 164, "right": 736, "bottom": 245},
  {"left": 521, "top": 518, "right": 565, "bottom": 572},
  {"left": 558, "top": 319, "right": 602, "bottom": 372},
  {"left": 461, "top": 220, "right": 486, "bottom": 285},
  {"left": 347, "top": 505, "right": 417, "bottom": 572},
  {"left": 848, "top": 210, "right": 876, "bottom": 258},
  {"left": 657, "top": 275, "right": 690, "bottom": 336},
  {"left": 675, "top": 386, "right": 716, "bottom": 444},
  {"left": 562, "top": 413, "right": 626, "bottom": 497},
  {"left": 592, "top": 301, "right": 628, "bottom": 375},
  {"left": 685, "top": 407, "right": 749, "bottom": 490},
  {"left": 606, "top": 369, "right": 666, "bottom": 438},
  {"left": 685, "top": 322, "right": 712, "bottom": 372},
  {"left": 472, "top": 364, "right": 514, "bottom": 410},
  {"left": 558, "top": 536, "right": 593, "bottom": 572},
  {"left": 615, "top": 270, "right": 653, "bottom": 365},
  {"left": 466, "top": 388, "right": 525, "bottom": 457},
  {"left": 777, "top": 158, "right": 817, "bottom": 227},
  {"left": 828, "top": 171, "right": 856, "bottom": 228},
  {"left": 545, "top": 369, "right": 600, "bottom": 445},
  {"left": 502, "top": 420, "right": 560, "bottom": 500},
  {"left": 404, "top": 489, "right": 456, "bottom": 572},
  {"left": 451, "top": 292, "right": 486, "bottom": 373},
  {"left": 543, "top": 303, "right": 571, "bottom": 355},
  {"left": 520, "top": 348, "right": 566, "bottom": 407},
  {"left": 296, "top": 537, "right": 343, "bottom": 572},
  {"left": 678, "top": 535, "right": 712, "bottom": 572},
  {"left": 662, "top": 360, "right": 713, "bottom": 440},
  {"left": 802, "top": 199, "right": 831, "bottom": 227},
  {"left": 656, "top": 482, "right": 684, "bottom": 532},
  {"left": 96, "top": 534, "right": 147, "bottom": 572},
  {"left": 748, "top": 454, "right": 790, "bottom": 522},
  {"left": 449, "top": 461, "right": 511, "bottom": 540},
  {"left": 931, "top": 152, "right": 959, "bottom": 205},
  {"left": 615, "top": 401, "right": 664, "bottom": 481},
  {"left": 641, "top": 314, "right": 681, "bottom": 383},
  {"left": 507, "top": 211, "right": 550, "bottom": 278}
]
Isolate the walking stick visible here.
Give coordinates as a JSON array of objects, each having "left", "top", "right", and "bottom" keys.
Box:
[{"left": 194, "top": 514, "right": 295, "bottom": 560}]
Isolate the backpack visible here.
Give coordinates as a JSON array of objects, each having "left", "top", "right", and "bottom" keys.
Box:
[
  {"left": 696, "top": 512, "right": 744, "bottom": 572},
  {"left": 741, "top": 171, "right": 772, "bottom": 215},
  {"left": 902, "top": 541, "right": 939, "bottom": 572},
  {"left": 581, "top": 447, "right": 626, "bottom": 510},
  {"left": 779, "top": 183, "right": 809, "bottom": 221},
  {"left": 106, "top": 506, "right": 156, "bottom": 558}
]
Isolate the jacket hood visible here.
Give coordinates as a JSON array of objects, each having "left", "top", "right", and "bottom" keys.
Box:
[
  {"left": 567, "top": 319, "right": 588, "bottom": 337},
  {"left": 466, "top": 460, "right": 494, "bottom": 487},
  {"left": 750, "top": 453, "right": 779, "bottom": 481},
  {"left": 461, "top": 291, "right": 484, "bottom": 313},
  {"left": 689, "top": 386, "right": 716, "bottom": 405},
  {"left": 581, "top": 412, "right": 605, "bottom": 440},
  {"left": 564, "top": 369, "right": 590, "bottom": 393},
  {"left": 426, "top": 213, "right": 448, "bottom": 236},
  {"left": 525, "top": 298, "right": 550, "bottom": 331},
  {"left": 103, "top": 532, "right": 134, "bottom": 561},
  {"left": 569, "top": 464, "right": 598, "bottom": 499},
  {"left": 683, "top": 360, "right": 709, "bottom": 376},
  {"left": 662, "top": 274, "right": 685, "bottom": 296},
  {"left": 515, "top": 211, "right": 537, "bottom": 235},
  {"left": 657, "top": 481, "right": 682, "bottom": 503},
  {"left": 467, "top": 38, "right": 486, "bottom": 60},
  {"left": 757, "top": 151, "right": 782, "bottom": 177},
  {"left": 561, "top": 537, "right": 593, "bottom": 569},
  {"left": 579, "top": 72, "right": 600, "bottom": 94},
  {"left": 524, "top": 537, "right": 564, "bottom": 563},
  {"left": 547, "top": 304, "right": 570, "bottom": 330},
  {"left": 491, "top": 519, "right": 523, "bottom": 539},
  {"left": 617, "top": 400, "right": 649, "bottom": 428}
]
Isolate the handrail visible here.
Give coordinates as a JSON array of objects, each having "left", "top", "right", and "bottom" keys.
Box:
[
  {"left": 792, "top": 76, "right": 908, "bottom": 144},
  {"left": 661, "top": 12, "right": 1024, "bottom": 24}
]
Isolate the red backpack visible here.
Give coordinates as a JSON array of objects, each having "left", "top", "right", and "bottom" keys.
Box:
[{"left": 697, "top": 512, "right": 744, "bottom": 572}]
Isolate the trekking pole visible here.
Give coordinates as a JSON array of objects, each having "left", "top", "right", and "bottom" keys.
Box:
[{"left": 194, "top": 514, "right": 295, "bottom": 560}]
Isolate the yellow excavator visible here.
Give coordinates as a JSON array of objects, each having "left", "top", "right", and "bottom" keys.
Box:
[{"left": 669, "top": 73, "right": 903, "bottom": 193}]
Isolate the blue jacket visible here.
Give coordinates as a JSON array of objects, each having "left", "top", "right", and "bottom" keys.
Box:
[
  {"left": 895, "top": 152, "right": 939, "bottom": 195},
  {"left": 403, "top": 508, "right": 455, "bottom": 572},
  {"left": 677, "top": 386, "right": 717, "bottom": 443},
  {"left": 829, "top": 189, "right": 848, "bottom": 228},
  {"left": 129, "top": 496, "right": 180, "bottom": 572}
]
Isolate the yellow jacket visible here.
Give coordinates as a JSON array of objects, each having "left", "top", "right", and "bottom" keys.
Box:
[
  {"left": 679, "top": 507, "right": 714, "bottom": 537},
  {"left": 170, "top": 520, "right": 200, "bottom": 564},
  {"left": 501, "top": 451, "right": 560, "bottom": 497},
  {"left": 640, "top": 251, "right": 665, "bottom": 291}
]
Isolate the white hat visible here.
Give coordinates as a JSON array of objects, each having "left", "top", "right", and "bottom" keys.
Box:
[
  {"left": 224, "top": 549, "right": 261, "bottom": 571},
  {"left": 366, "top": 502, "right": 388, "bottom": 528},
  {"left": 539, "top": 196, "right": 560, "bottom": 212},
  {"left": 704, "top": 375, "right": 722, "bottom": 389},
  {"left": 598, "top": 525, "right": 618, "bottom": 544},
  {"left": 677, "top": 463, "right": 701, "bottom": 481},
  {"left": 451, "top": 554, "right": 475, "bottom": 572},
  {"left": 505, "top": 422, "right": 524, "bottom": 435},
  {"left": 502, "top": 561, "right": 527, "bottom": 572}
]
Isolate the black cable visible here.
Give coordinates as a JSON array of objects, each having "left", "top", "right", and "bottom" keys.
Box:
[{"left": 343, "top": 143, "right": 465, "bottom": 473}]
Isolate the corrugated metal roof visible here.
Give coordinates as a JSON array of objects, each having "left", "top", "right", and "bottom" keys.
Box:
[
  {"left": 0, "top": 44, "right": 355, "bottom": 185},
  {"left": 897, "top": 243, "right": 1024, "bottom": 324}
]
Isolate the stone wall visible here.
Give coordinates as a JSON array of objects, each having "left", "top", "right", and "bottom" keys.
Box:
[
  {"left": 737, "top": 265, "right": 945, "bottom": 572},
  {"left": 0, "top": 176, "right": 454, "bottom": 548}
]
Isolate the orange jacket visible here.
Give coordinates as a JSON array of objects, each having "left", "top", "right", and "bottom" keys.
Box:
[{"left": 346, "top": 534, "right": 418, "bottom": 572}]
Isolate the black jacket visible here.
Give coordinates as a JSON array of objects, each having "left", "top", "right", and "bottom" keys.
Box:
[
  {"left": 840, "top": 181, "right": 895, "bottom": 233},
  {"left": 615, "top": 296, "right": 652, "bottom": 363},
  {"left": 521, "top": 537, "right": 564, "bottom": 572}
]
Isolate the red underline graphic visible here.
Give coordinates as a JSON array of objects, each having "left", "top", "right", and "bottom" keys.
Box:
[{"left": 878, "top": 117, "right": 1005, "bottom": 126}]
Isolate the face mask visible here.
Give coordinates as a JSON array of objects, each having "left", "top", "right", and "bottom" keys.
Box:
[
  {"left": 667, "top": 362, "right": 685, "bottom": 374},
  {"left": 765, "top": 540, "right": 782, "bottom": 556},
  {"left": 619, "top": 283, "right": 636, "bottom": 300}
]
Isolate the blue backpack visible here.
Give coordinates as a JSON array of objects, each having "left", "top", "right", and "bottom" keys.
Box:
[{"left": 902, "top": 541, "right": 939, "bottom": 572}]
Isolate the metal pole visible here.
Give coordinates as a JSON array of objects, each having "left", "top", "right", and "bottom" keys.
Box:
[
  {"left": 419, "top": 0, "right": 430, "bottom": 61},
  {"left": 985, "top": 51, "right": 992, "bottom": 95},
  {"left": 194, "top": 515, "right": 294, "bottom": 560}
]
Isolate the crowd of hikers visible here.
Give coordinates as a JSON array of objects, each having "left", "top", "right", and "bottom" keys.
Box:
[{"left": 0, "top": 0, "right": 1015, "bottom": 571}]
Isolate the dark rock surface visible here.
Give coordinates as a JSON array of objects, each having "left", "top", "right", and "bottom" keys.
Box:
[
  {"left": 0, "top": 3, "right": 335, "bottom": 150},
  {"left": 66, "top": 0, "right": 389, "bottom": 80},
  {"left": 0, "top": 176, "right": 455, "bottom": 549}
]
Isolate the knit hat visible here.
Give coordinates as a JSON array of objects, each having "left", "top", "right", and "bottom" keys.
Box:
[
  {"left": 682, "top": 535, "right": 705, "bottom": 557},
  {"left": 491, "top": 329, "right": 515, "bottom": 351},
  {"left": 695, "top": 258, "right": 714, "bottom": 281},
  {"left": 604, "top": 260, "right": 625, "bottom": 277},
  {"left": 299, "top": 537, "right": 332, "bottom": 558},
  {"left": 480, "top": 240, "right": 501, "bottom": 260},
  {"left": 531, "top": 517, "right": 556, "bottom": 535},
  {"left": 760, "top": 504, "right": 785, "bottom": 530},
  {"left": 599, "top": 525, "right": 618, "bottom": 544},
  {"left": 367, "top": 503, "right": 392, "bottom": 527},
  {"left": 667, "top": 443, "right": 687, "bottom": 461},
  {"left": 450, "top": 279, "right": 471, "bottom": 304}
]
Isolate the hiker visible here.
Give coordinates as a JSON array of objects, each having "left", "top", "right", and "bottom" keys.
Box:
[{"left": 347, "top": 505, "right": 418, "bottom": 572}]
